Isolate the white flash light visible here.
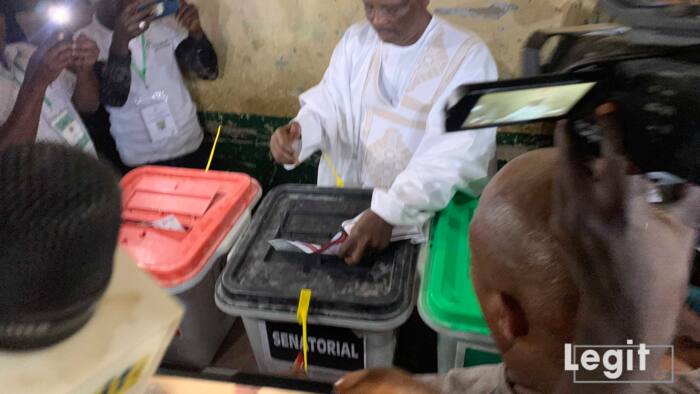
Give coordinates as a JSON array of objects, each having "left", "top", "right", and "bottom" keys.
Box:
[{"left": 48, "top": 4, "right": 71, "bottom": 26}]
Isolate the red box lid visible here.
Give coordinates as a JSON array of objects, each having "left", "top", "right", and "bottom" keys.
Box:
[{"left": 118, "top": 166, "right": 261, "bottom": 287}]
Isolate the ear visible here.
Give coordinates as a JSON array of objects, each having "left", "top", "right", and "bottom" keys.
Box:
[{"left": 494, "top": 292, "right": 529, "bottom": 345}]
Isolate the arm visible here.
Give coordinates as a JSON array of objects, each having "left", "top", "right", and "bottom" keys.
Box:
[
  {"left": 0, "top": 79, "right": 49, "bottom": 150},
  {"left": 270, "top": 28, "right": 355, "bottom": 166},
  {"left": 551, "top": 107, "right": 700, "bottom": 393},
  {"left": 73, "top": 69, "right": 100, "bottom": 113},
  {"left": 371, "top": 42, "right": 499, "bottom": 227},
  {"left": 175, "top": 35, "right": 218, "bottom": 80},
  {"left": 173, "top": 1, "right": 218, "bottom": 80},
  {"left": 71, "top": 35, "right": 102, "bottom": 114},
  {"left": 95, "top": 53, "right": 132, "bottom": 108},
  {"left": 97, "top": 0, "right": 155, "bottom": 107},
  {"left": 0, "top": 40, "right": 73, "bottom": 150}
]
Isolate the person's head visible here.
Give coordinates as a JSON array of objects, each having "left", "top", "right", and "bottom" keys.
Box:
[
  {"left": 470, "top": 148, "right": 579, "bottom": 392},
  {"left": 362, "top": 0, "right": 431, "bottom": 46},
  {"left": 94, "top": 0, "right": 119, "bottom": 27},
  {"left": 0, "top": 143, "right": 122, "bottom": 350}
]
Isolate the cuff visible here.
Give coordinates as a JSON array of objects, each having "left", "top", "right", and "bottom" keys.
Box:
[
  {"left": 371, "top": 188, "right": 409, "bottom": 227},
  {"left": 284, "top": 110, "right": 323, "bottom": 171}
]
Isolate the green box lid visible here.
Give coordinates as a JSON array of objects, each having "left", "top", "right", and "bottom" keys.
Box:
[{"left": 420, "top": 192, "right": 491, "bottom": 337}]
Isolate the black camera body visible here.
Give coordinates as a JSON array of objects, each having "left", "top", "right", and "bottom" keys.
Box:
[
  {"left": 521, "top": 1, "right": 700, "bottom": 185},
  {"left": 535, "top": 33, "right": 700, "bottom": 185}
]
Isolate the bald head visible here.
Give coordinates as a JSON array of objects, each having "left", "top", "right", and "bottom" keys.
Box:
[
  {"left": 472, "top": 148, "right": 577, "bottom": 315},
  {"left": 469, "top": 148, "right": 578, "bottom": 392}
]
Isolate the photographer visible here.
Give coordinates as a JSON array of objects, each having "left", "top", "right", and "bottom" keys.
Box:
[
  {"left": 334, "top": 106, "right": 700, "bottom": 393},
  {"left": 0, "top": 6, "right": 99, "bottom": 153},
  {"left": 79, "top": 0, "right": 218, "bottom": 170}
]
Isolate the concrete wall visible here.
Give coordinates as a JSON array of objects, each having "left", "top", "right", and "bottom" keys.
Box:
[{"left": 188, "top": 0, "right": 599, "bottom": 117}]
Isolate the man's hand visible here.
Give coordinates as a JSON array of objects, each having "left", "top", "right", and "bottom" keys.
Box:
[
  {"left": 71, "top": 34, "right": 100, "bottom": 73},
  {"left": 111, "top": 0, "right": 156, "bottom": 56},
  {"left": 25, "top": 34, "right": 73, "bottom": 89},
  {"left": 339, "top": 210, "right": 393, "bottom": 265},
  {"left": 552, "top": 103, "right": 700, "bottom": 342},
  {"left": 334, "top": 368, "right": 437, "bottom": 394},
  {"left": 176, "top": 0, "right": 203, "bottom": 39},
  {"left": 270, "top": 122, "right": 301, "bottom": 165}
]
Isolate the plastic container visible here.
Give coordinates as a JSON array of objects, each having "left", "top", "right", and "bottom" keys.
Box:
[
  {"left": 418, "top": 193, "right": 501, "bottom": 373},
  {"left": 216, "top": 185, "right": 419, "bottom": 382},
  {"left": 119, "top": 166, "right": 261, "bottom": 369}
]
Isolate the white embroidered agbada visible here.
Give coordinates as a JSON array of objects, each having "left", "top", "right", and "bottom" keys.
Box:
[{"left": 289, "top": 17, "right": 498, "bottom": 227}]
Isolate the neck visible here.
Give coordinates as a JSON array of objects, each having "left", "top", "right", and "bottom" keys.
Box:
[
  {"left": 96, "top": 7, "right": 116, "bottom": 30},
  {"left": 399, "top": 12, "right": 432, "bottom": 46}
]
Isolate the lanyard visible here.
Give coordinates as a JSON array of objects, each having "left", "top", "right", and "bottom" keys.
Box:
[
  {"left": 0, "top": 57, "right": 53, "bottom": 108},
  {"left": 131, "top": 35, "right": 148, "bottom": 83}
]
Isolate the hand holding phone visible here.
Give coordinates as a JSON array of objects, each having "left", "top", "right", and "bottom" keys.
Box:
[
  {"left": 142, "top": 0, "right": 180, "bottom": 20},
  {"left": 111, "top": 0, "right": 157, "bottom": 55},
  {"left": 175, "top": 0, "right": 203, "bottom": 38}
]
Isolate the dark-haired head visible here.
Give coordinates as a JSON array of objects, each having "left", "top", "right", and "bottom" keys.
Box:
[{"left": 0, "top": 143, "right": 121, "bottom": 350}]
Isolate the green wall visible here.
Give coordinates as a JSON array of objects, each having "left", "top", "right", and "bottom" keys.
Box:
[{"left": 198, "top": 112, "right": 553, "bottom": 193}]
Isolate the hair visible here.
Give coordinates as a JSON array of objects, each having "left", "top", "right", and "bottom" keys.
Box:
[
  {"left": 470, "top": 148, "right": 578, "bottom": 334},
  {"left": 0, "top": 143, "right": 122, "bottom": 349}
]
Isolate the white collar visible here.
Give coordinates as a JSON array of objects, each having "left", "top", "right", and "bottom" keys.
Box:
[{"left": 382, "top": 16, "right": 438, "bottom": 52}]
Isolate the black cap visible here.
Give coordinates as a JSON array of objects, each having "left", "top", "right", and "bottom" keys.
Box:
[{"left": 0, "top": 143, "right": 121, "bottom": 350}]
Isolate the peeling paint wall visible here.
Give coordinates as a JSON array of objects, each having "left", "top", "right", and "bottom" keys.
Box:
[{"left": 187, "top": 0, "right": 598, "bottom": 117}]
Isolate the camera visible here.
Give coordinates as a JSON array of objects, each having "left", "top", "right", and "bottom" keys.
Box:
[{"left": 445, "top": 0, "right": 700, "bottom": 187}]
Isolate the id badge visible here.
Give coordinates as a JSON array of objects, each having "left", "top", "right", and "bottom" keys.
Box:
[
  {"left": 51, "top": 110, "right": 85, "bottom": 145},
  {"left": 141, "top": 101, "right": 178, "bottom": 143}
]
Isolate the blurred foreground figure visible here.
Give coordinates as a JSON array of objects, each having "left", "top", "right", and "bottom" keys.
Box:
[
  {"left": 0, "top": 143, "right": 121, "bottom": 349},
  {"left": 335, "top": 106, "right": 700, "bottom": 394}
]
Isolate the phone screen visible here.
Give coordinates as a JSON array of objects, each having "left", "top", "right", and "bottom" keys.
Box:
[
  {"left": 461, "top": 82, "right": 597, "bottom": 129},
  {"left": 142, "top": 0, "right": 179, "bottom": 19}
]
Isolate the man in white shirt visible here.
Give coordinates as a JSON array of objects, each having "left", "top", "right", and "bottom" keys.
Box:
[
  {"left": 0, "top": 7, "right": 99, "bottom": 154},
  {"left": 270, "top": 0, "right": 498, "bottom": 264},
  {"left": 79, "top": 0, "right": 218, "bottom": 169}
]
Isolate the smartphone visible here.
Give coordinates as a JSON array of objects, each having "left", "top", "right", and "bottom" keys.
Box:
[
  {"left": 444, "top": 72, "right": 603, "bottom": 132},
  {"left": 140, "top": 0, "right": 180, "bottom": 20}
]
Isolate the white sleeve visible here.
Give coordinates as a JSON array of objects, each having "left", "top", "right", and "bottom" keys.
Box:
[
  {"left": 371, "top": 42, "right": 499, "bottom": 227},
  {"left": 287, "top": 30, "right": 354, "bottom": 168}
]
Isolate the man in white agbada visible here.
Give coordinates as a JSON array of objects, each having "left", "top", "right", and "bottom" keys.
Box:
[{"left": 270, "top": 0, "right": 498, "bottom": 264}]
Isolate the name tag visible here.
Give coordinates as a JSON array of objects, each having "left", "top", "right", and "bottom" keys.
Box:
[
  {"left": 50, "top": 110, "right": 85, "bottom": 145},
  {"left": 141, "top": 101, "right": 178, "bottom": 143}
]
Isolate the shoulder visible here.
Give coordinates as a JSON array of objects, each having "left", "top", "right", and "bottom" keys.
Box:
[
  {"left": 434, "top": 17, "right": 490, "bottom": 52},
  {"left": 421, "top": 364, "right": 509, "bottom": 394},
  {"left": 650, "top": 369, "right": 700, "bottom": 393},
  {"left": 340, "top": 21, "right": 378, "bottom": 49}
]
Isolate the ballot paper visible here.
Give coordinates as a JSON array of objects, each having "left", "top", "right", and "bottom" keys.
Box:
[
  {"left": 268, "top": 231, "right": 348, "bottom": 256},
  {"left": 151, "top": 214, "right": 186, "bottom": 232},
  {"left": 268, "top": 212, "right": 426, "bottom": 255},
  {"left": 341, "top": 213, "right": 426, "bottom": 244}
]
